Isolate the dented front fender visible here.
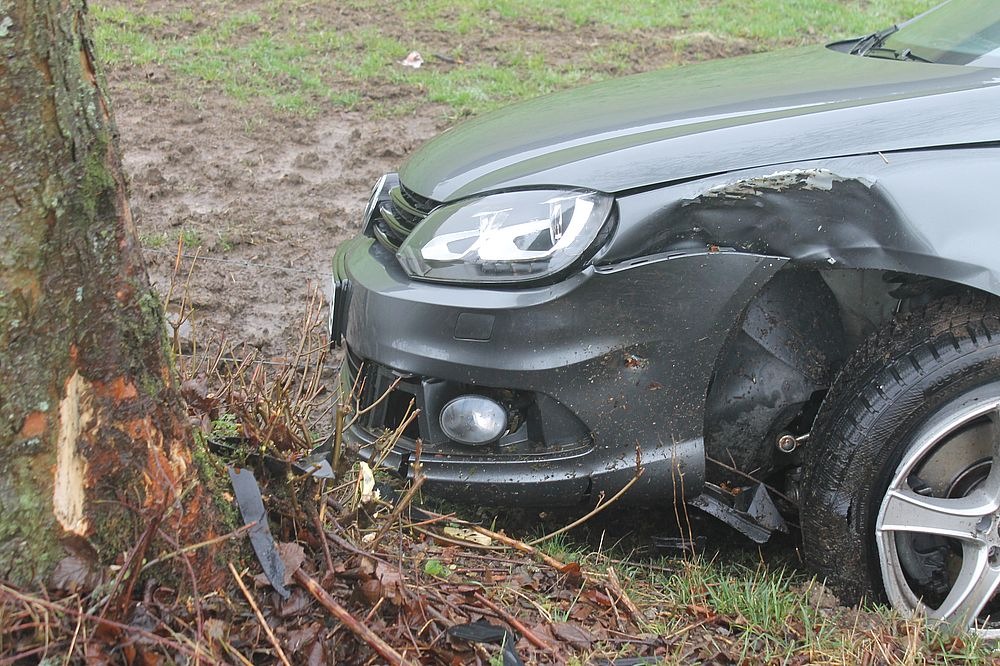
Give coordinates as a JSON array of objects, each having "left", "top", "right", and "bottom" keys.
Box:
[{"left": 601, "top": 147, "right": 1000, "bottom": 296}]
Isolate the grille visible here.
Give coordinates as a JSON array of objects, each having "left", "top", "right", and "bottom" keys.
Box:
[
  {"left": 346, "top": 349, "right": 418, "bottom": 436},
  {"left": 371, "top": 184, "right": 438, "bottom": 251}
]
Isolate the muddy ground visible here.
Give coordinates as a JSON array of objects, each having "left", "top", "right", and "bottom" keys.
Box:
[
  {"left": 105, "top": 1, "right": 749, "bottom": 358},
  {"left": 116, "top": 96, "right": 440, "bottom": 357}
]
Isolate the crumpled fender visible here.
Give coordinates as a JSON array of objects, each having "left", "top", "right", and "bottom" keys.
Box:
[{"left": 600, "top": 147, "right": 1000, "bottom": 296}]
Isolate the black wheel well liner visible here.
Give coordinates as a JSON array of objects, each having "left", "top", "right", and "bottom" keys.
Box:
[{"left": 702, "top": 264, "right": 995, "bottom": 484}]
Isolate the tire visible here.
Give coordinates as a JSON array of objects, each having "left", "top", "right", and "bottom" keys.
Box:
[{"left": 801, "top": 293, "right": 1000, "bottom": 634}]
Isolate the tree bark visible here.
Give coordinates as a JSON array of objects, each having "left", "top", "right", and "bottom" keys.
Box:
[{"left": 0, "top": 0, "right": 225, "bottom": 586}]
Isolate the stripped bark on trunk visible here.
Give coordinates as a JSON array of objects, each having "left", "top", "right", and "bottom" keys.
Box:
[{"left": 0, "top": 0, "right": 225, "bottom": 586}]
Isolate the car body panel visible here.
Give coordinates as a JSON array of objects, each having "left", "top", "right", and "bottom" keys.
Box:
[
  {"left": 601, "top": 148, "right": 1000, "bottom": 296},
  {"left": 337, "top": 236, "right": 784, "bottom": 503},
  {"left": 399, "top": 46, "right": 1000, "bottom": 201},
  {"left": 334, "top": 143, "right": 1000, "bottom": 504}
]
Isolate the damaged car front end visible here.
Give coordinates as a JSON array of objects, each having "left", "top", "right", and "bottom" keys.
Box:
[
  {"left": 333, "top": 174, "right": 771, "bottom": 505},
  {"left": 332, "top": 0, "right": 1000, "bottom": 634}
]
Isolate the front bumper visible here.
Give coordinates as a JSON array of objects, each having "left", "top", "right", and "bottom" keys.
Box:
[{"left": 332, "top": 235, "right": 782, "bottom": 506}]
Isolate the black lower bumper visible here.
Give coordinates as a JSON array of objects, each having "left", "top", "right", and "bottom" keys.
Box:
[{"left": 332, "top": 236, "right": 783, "bottom": 506}]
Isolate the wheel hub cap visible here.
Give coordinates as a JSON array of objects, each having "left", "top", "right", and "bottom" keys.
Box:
[{"left": 876, "top": 398, "right": 1000, "bottom": 636}]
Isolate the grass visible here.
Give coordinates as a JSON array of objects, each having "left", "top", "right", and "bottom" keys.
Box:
[
  {"left": 471, "top": 521, "right": 998, "bottom": 663},
  {"left": 616, "top": 555, "right": 995, "bottom": 663},
  {"left": 535, "top": 531, "right": 588, "bottom": 565},
  {"left": 139, "top": 228, "right": 205, "bottom": 251},
  {"left": 91, "top": 0, "right": 939, "bottom": 117}
]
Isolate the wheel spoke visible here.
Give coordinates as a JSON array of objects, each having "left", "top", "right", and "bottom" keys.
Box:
[
  {"left": 980, "top": 406, "right": 1000, "bottom": 498},
  {"left": 879, "top": 487, "right": 992, "bottom": 541},
  {"left": 931, "top": 542, "right": 1000, "bottom": 627}
]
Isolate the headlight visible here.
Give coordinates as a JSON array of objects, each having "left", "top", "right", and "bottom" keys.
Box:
[{"left": 397, "top": 189, "right": 614, "bottom": 283}]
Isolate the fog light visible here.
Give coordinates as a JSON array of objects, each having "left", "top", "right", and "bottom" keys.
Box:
[{"left": 440, "top": 395, "right": 507, "bottom": 446}]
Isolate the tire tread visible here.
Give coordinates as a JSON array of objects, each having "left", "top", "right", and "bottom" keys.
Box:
[{"left": 801, "top": 292, "right": 1000, "bottom": 602}]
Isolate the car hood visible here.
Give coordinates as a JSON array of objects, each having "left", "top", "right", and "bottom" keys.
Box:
[{"left": 400, "top": 46, "right": 1000, "bottom": 201}]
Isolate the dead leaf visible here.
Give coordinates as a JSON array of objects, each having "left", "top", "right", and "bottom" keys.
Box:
[
  {"left": 180, "top": 375, "right": 216, "bottom": 413},
  {"left": 686, "top": 603, "right": 717, "bottom": 619},
  {"left": 133, "top": 648, "right": 163, "bottom": 666},
  {"left": 306, "top": 640, "right": 326, "bottom": 666},
  {"left": 204, "top": 618, "right": 226, "bottom": 643},
  {"left": 552, "top": 622, "right": 595, "bottom": 649},
  {"left": 376, "top": 561, "right": 407, "bottom": 605},
  {"left": 358, "top": 462, "right": 376, "bottom": 504},
  {"left": 357, "top": 578, "right": 382, "bottom": 604},
  {"left": 559, "top": 561, "right": 582, "bottom": 579},
  {"left": 277, "top": 541, "right": 305, "bottom": 586},
  {"left": 84, "top": 639, "right": 113, "bottom": 666},
  {"left": 286, "top": 623, "right": 322, "bottom": 652},
  {"left": 583, "top": 588, "right": 613, "bottom": 607},
  {"left": 49, "top": 555, "right": 105, "bottom": 593},
  {"left": 442, "top": 526, "right": 493, "bottom": 546},
  {"left": 278, "top": 588, "right": 313, "bottom": 617}
]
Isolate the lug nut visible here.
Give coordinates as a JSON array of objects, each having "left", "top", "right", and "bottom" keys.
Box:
[{"left": 777, "top": 434, "right": 798, "bottom": 453}]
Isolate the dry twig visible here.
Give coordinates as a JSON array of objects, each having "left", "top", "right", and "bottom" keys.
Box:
[
  {"left": 228, "top": 563, "right": 292, "bottom": 666},
  {"left": 0, "top": 584, "right": 220, "bottom": 664},
  {"left": 606, "top": 567, "right": 642, "bottom": 622},
  {"left": 473, "top": 592, "right": 554, "bottom": 653},
  {"left": 529, "top": 447, "right": 644, "bottom": 546},
  {"left": 294, "top": 568, "right": 417, "bottom": 666},
  {"left": 368, "top": 474, "right": 426, "bottom": 550},
  {"left": 420, "top": 509, "right": 579, "bottom": 574}
]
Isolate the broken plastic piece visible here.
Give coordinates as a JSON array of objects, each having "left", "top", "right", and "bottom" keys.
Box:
[
  {"left": 688, "top": 482, "right": 786, "bottom": 543},
  {"left": 208, "top": 437, "right": 335, "bottom": 479},
  {"left": 736, "top": 482, "right": 788, "bottom": 534},
  {"left": 400, "top": 51, "right": 423, "bottom": 68},
  {"left": 228, "top": 466, "right": 290, "bottom": 599},
  {"left": 447, "top": 621, "right": 524, "bottom": 666}
]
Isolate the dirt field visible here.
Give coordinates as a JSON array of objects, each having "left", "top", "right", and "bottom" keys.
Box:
[
  {"left": 101, "top": 1, "right": 753, "bottom": 357},
  {"left": 114, "top": 93, "right": 441, "bottom": 357}
]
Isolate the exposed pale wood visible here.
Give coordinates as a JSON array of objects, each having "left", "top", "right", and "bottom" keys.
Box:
[{"left": 0, "top": 0, "right": 224, "bottom": 586}]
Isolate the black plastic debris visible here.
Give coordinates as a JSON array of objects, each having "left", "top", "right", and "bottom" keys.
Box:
[
  {"left": 447, "top": 620, "right": 525, "bottom": 666},
  {"left": 651, "top": 535, "right": 706, "bottom": 556},
  {"left": 689, "top": 482, "right": 787, "bottom": 544},
  {"left": 738, "top": 482, "right": 788, "bottom": 534},
  {"left": 227, "top": 465, "right": 290, "bottom": 599},
  {"left": 210, "top": 437, "right": 335, "bottom": 479}
]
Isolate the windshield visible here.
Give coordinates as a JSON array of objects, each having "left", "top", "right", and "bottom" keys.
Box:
[{"left": 881, "top": 0, "right": 1000, "bottom": 66}]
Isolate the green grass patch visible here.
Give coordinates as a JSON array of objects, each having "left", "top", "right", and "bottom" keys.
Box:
[{"left": 604, "top": 555, "right": 994, "bottom": 663}]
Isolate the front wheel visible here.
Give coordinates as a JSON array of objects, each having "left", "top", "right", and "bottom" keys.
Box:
[{"left": 801, "top": 294, "right": 1000, "bottom": 635}]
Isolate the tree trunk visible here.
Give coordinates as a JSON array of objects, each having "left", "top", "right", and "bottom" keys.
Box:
[{"left": 0, "top": 0, "right": 225, "bottom": 586}]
